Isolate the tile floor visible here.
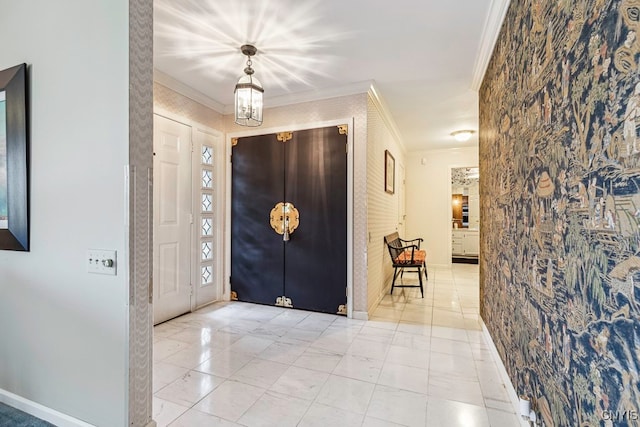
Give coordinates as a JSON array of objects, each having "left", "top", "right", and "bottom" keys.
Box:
[{"left": 152, "top": 264, "right": 521, "bottom": 426}]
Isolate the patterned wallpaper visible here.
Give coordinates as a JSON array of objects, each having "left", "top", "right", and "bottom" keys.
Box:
[
  {"left": 366, "top": 96, "right": 404, "bottom": 312},
  {"left": 480, "top": 0, "right": 640, "bottom": 425}
]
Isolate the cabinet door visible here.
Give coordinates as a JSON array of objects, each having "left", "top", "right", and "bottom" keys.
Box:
[
  {"left": 284, "top": 126, "right": 347, "bottom": 313},
  {"left": 463, "top": 232, "right": 479, "bottom": 255},
  {"left": 231, "top": 134, "right": 285, "bottom": 305}
]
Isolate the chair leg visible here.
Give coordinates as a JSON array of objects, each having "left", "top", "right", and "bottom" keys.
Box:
[
  {"left": 424, "top": 264, "right": 428, "bottom": 280},
  {"left": 417, "top": 265, "right": 424, "bottom": 298},
  {"left": 391, "top": 267, "right": 399, "bottom": 294}
]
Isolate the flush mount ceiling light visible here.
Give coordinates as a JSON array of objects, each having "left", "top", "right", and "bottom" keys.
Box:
[
  {"left": 235, "top": 44, "right": 264, "bottom": 127},
  {"left": 451, "top": 130, "right": 476, "bottom": 142}
]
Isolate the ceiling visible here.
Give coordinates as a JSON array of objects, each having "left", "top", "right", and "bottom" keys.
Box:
[{"left": 153, "top": 0, "right": 509, "bottom": 152}]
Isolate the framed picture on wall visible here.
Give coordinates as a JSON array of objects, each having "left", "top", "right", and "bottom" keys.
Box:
[
  {"left": 0, "top": 63, "right": 29, "bottom": 251},
  {"left": 385, "top": 149, "right": 395, "bottom": 194}
]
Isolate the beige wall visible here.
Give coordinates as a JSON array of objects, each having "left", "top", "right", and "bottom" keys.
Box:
[
  {"left": 154, "top": 82, "right": 224, "bottom": 130},
  {"left": 405, "top": 147, "right": 478, "bottom": 266}
]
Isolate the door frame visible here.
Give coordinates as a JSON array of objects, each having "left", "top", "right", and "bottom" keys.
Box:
[
  {"left": 225, "top": 118, "right": 355, "bottom": 317},
  {"left": 153, "top": 108, "right": 225, "bottom": 310}
]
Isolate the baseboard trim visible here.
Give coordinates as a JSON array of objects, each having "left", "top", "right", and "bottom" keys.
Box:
[
  {"left": 0, "top": 389, "right": 94, "bottom": 427},
  {"left": 352, "top": 310, "right": 369, "bottom": 321},
  {"left": 481, "top": 320, "right": 529, "bottom": 427}
]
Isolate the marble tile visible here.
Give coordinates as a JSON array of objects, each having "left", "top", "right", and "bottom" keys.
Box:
[
  {"left": 385, "top": 345, "right": 430, "bottom": 370},
  {"left": 315, "top": 374, "right": 375, "bottom": 414},
  {"left": 152, "top": 264, "right": 520, "bottom": 427},
  {"left": 227, "top": 335, "right": 274, "bottom": 356},
  {"left": 428, "top": 373, "right": 485, "bottom": 406},
  {"left": 378, "top": 362, "right": 429, "bottom": 394},
  {"left": 269, "top": 365, "right": 329, "bottom": 401},
  {"left": 395, "top": 322, "right": 431, "bottom": 336},
  {"left": 429, "top": 351, "right": 479, "bottom": 381},
  {"left": 194, "top": 350, "right": 253, "bottom": 378},
  {"left": 169, "top": 408, "right": 244, "bottom": 427},
  {"left": 346, "top": 337, "right": 390, "bottom": 360},
  {"left": 155, "top": 370, "right": 224, "bottom": 407},
  {"left": 391, "top": 331, "right": 431, "bottom": 351},
  {"left": 294, "top": 347, "right": 343, "bottom": 373},
  {"left": 425, "top": 398, "right": 490, "bottom": 427},
  {"left": 267, "top": 309, "right": 310, "bottom": 326},
  {"left": 153, "top": 361, "right": 190, "bottom": 393},
  {"left": 194, "top": 379, "right": 265, "bottom": 422},
  {"left": 333, "top": 353, "right": 384, "bottom": 383},
  {"left": 430, "top": 336, "right": 474, "bottom": 358},
  {"left": 230, "top": 358, "right": 289, "bottom": 389},
  {"left": 237, "top": 390, "right": 311, "bottom": 427},
  {"left": 487, "top": 408, "right": 523, "bottom": 427},
  {"left": 256, "top": 340, "right": 308, "bottom": 365},
  {"left": 431, "top": 326, "right": 469, "bottom": 342},
  {"left": 361, "top": 416, "right": 407, "bottom": 427},
  {"left": 154, "top": 339, "right": 191, "bottom": 361},
  {"left": 298, "top": 403, "right": 364, "bottom": 427},
  {"left": 366, "top": 385, "right": 428, "bottom": 427},
  {"left": 153, "top": 397, "right": 188, "bottom": 427},
  {"left": 163, "top": 346, "right": 217, "bottom": 369},
  {"left": 280, "top": 327, "right": 323, "bottom": 343}
]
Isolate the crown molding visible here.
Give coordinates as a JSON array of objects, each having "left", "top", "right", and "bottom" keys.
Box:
[
  {"left": 367, "top": 83, "right": 407, "bottom": 155},
  {"left": 153, "top": 69, "right": 225, "bottom": 113},
  {"left": 470, "top": 0, "right": 511, "bottom": 91},
  {"left": 222, "top": 80, "right": 375, "bottom": 115}
]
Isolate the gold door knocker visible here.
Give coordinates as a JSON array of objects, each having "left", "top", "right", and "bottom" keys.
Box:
[{"left": 269, "top": 202, "right": 299, "bottom": 241}]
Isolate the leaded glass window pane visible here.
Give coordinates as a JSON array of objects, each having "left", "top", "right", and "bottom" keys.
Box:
[
  {"left": 202, "top": 146, "right": 213, "bottom": 165},
  {"left": 202, "top": 266, "right": 212, "bottom": 285},
  {"left": 202, "top": 242, "right": 212, "bottom": 260},
  {"left": 202, "top": 170, "right": 212, "bottom": 188},
  {"left": 202, "top": 194, "right": 212, "bottom": 212},
  {"left": 202, "top": 218, "right": 212, "bottom": 236}
]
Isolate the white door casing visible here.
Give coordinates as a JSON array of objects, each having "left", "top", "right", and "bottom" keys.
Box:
[{"left": 153, "top": 115, "right": 192, "bottom": 324}]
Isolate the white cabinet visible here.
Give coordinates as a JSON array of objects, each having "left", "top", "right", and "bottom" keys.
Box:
[{"left": 452, "top": 230, "right": 479, "bottom": 257}]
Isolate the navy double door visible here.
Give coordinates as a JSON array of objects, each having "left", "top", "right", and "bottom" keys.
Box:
[{"left": 231, "top": 125, "right": 347, "bottom": 314}]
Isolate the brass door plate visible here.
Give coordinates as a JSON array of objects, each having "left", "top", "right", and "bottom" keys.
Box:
[{"left": 269, "top": 202, "right": 300, "bottom": 235}]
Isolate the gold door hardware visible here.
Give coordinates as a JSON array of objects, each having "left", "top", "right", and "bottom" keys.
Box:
[
  {"left": 231, "top": 137, "right": 239, "bottom": 146},
  {"left": 275, "top": 296, "right": 293, "bottom": 308},
  {"left": 337, "top": 124, "right": 348, "bottom": 135},
  {"left": 337, "top": 305, "right": 347, "bottom": 315},
  {"left": 269, "top": 202, "right": 300, "bottom": 239},
  {"left": 276, "top": 131, "right": 293, "bottom": 142},
  {"left": 230, "top": 291, "right": 238, "bottom": 301}
]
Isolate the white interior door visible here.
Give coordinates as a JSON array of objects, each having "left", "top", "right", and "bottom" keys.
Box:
[{"left": 153, "top": 115, "right": 192, "bottom": 324}]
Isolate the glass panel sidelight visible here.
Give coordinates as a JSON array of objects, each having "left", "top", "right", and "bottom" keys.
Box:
[{"left": 202, "top": 146, "right": 213, "bottom": 165}]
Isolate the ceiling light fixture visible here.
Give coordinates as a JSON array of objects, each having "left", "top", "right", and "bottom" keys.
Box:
[
  {"left": 234, "top": 44, "right": 264, "bottom": 127},
  {"left": 451, "top": 130, "right": 475, "bottom": 142}
]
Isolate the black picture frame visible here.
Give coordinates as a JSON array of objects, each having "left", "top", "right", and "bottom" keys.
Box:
[
  {"left": 0, "top": 63, "right": 29, "bottom": 251},
  {"left": 384, "top": 149, "right": 395, "bottom": 194}
]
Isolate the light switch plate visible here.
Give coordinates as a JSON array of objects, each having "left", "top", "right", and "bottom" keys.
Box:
[{"left": 87, "top": 249, "right": 117, "bottom": 275}]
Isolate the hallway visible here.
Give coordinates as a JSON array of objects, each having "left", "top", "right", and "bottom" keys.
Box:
[{"left": 152, "top": 264, "right": 520, "bottom": 426}]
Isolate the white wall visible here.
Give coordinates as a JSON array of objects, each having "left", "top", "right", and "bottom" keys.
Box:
[
  {"left": 405, "top": 147, "right": 478, "bottom": 266},
  {"left": 0, "top": 2, "right": 130, "bottom": 425}
]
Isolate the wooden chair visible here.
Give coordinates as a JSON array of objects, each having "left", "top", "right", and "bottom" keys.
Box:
[{"left": 384, "top": 232, "right": 427, "bottom": 297}]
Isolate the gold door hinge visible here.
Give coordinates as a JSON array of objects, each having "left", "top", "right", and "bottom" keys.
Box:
[
  {"left": 275, "top": 296, "right": 293, "bottom": 308},
  {"left": 276, "top": 132, "right": 293, "bottom": 142},
  {"left": 230, "top": 291, "right": 238, "bottom": 301},
  {"left": 231, "top": 137, "right": 239, "bottom": 146},
  {"left": 338, "top": 124, "right": 348, "bottom": 135},
  {"left": 337, "top": 304, "right": 347, "bottom": 315}
]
